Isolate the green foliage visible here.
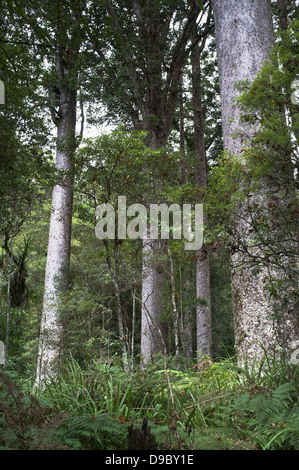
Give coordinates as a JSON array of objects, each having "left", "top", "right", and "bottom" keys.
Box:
[
  {"left": 54, "top": 412, "right": 128, "bottom": 450},
  {"left": 1, "top": 1, "right": 298, "bottom": 454},
  {"left": 0, "top": 372, "right": 67, "bottom": 450},
  {"left": 0, "top": 353, "right": 297, "bottom": 450},
  {"left": 226, "top": 383, "right": 299, "bottom": 450},
  {"left": 75, "top": 127, "right": 179, "bottom": 211}
]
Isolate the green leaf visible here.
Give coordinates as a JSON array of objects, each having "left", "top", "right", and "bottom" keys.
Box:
[
  {"left": 197, "top": 0, "right": 205, "bottom": 11},
  {"left": 188, "top": 0, "right": 205, "bottom": 11}
]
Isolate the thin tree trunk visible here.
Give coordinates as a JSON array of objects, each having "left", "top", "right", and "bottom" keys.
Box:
[
  {"left": 168, "top": 249, "right": 180, "bottom": 363},
  {"left": 277, "top": 0, "right": 289, "bottom": 31},
  {"left": 192, "top": 40, "right": 212, "bottom": 359},
  {"left": 179, "top": 79, "right": 186, "bottom": 186},
  {"left": 104, "top": 240, "right": 129, "bottom": 371},
  {"left": 4, "top": 233, "right": 14, "bottom": 366},
  {"left": 180, "top": 267, "right": 193, "bottom": 359},
  {"left": 178, "top": 80, "right": 194, "bottom": 359},
  {"left": 131, "top": 286, "right": 136, "bottom": 372},
  {"left": 276, "top": 1, "right": 299, "bottom": 145}
]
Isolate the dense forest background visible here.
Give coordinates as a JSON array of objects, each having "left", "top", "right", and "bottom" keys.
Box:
[{"left": 0, "top": 0, "right": 298, "bottom": 451}]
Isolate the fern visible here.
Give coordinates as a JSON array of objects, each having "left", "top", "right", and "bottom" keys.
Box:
[
  {"left": 0, "top": 372, "right": 68, "bottom": 450},
  {"left": 54, "top": 412, "right": 128, "bottom": 450},
  {"left": 2, "top": 356, "right": 296, "bottom": 450},
  {"left": 227, "top": 382, "right": 299, "bottom": 449}
]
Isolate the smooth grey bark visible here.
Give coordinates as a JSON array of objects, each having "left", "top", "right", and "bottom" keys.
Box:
[
  {"left": 211, "top": 0, "right": 292, "bottom": 364},
  {"left": 192, "top": 37, "right": 212, "bottom": 359},
  {"left": 36, "top": 82, "right": 76, "bottom": 385}
]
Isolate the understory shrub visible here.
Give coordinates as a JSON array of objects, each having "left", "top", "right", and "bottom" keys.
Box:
[{"left": 0, "top": 354, "right": 297, "bottom": 450}]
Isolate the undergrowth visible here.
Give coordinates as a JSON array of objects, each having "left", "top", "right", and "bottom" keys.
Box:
[{"left": 0, "top": 353, "right": 298, "bottom": 450}]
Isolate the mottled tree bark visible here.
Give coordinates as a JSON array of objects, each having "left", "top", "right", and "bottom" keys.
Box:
[
  {"left": 212, "top": 0, "right": 276, "bottom": 155},
  {"left": 141, "top": 239, "right": 168, "bottom": 363},
  {"left": 140, "top": 134, "right": 168, "bottom": 364},
  {"left": 36, "top": 62, "right": 77, "bottom": 385},
  {"left": 35, "top": 1, "right": 84, "bottom": 385},
  {"left": 211, "top": 0, "right": 282, "bottom": 364}
]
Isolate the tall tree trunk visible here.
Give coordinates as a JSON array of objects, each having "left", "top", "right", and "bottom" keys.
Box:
[
  {"left": 100, "top": 1, "right": 205, "bottom": 366},
  {"left": 192, "top": 41, "right": 212, "bottom": 359},
  {"left": 276, "top": 1, "right": 299, "bottom": 145},
  {"left": 212, "top": 0, "right": 276, "bottom": 155},
  {"left": 211, "top": 0, "right": 289, "bottom": 364},
  {"left": 179, "top": 79, "right": 186, "bottom": 186},
  {"left": 180, "top": 267, "right": 194, "bottom": 359},
  {"left": 141, "top": 240, "right": 168, "bottom": 363},
  {"left": 178, "top": 83, "right": 193, "bottom": 359},
  {"left": 36, "top": 83, "right": 76, "bottom": 385},
  {"left": 35, "top": 0, "right": 84, "bottom": 384},
  {"left": 140, "top": 131, "right": 169, "bottom": 364},
  {"left": 141, "top": 236, "right": 167, "bottom": 366},
  {"left": 131, "top": 286, "right": 137, "bottom": 372},
  {"left": 4, "top": 233, "right": 14, "bottom": 366}
]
